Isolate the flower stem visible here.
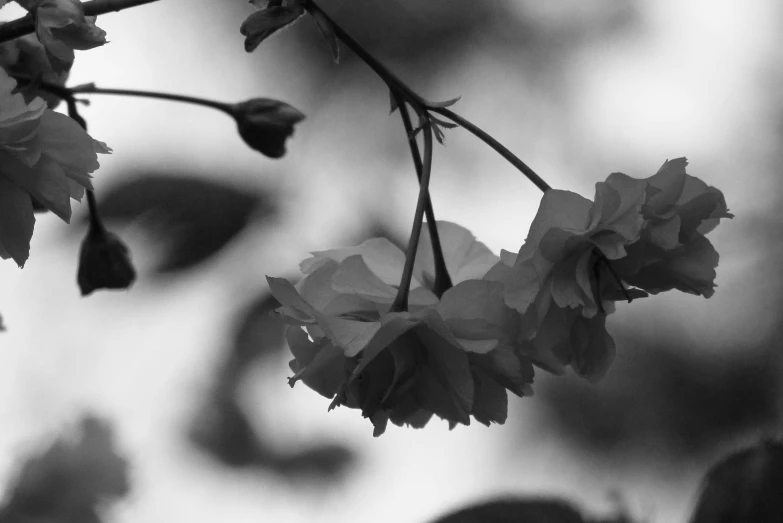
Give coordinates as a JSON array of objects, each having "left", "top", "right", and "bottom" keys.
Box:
[
  {"left": 393, "top": 91, "right": 452, "bottom": 297},
  {"left": 0, "top": 0, "right": 161, "bottom": 44},
  {"left": 70, "top": 85, "right": 234, "bottom": 113},
  {"left": 86, "top": 190, "right": 104, "bottom": 232},
  {"left": 304, "top": 0, "right": 423, "bottom": 108},
  {"left": 65, "top": 97, "right": 105, "bottom": 233},
  {"left": 304, "top": 0, "right": 550, "bottom": 193},
  {"left": 430, "top": 107, "right": 551, "bottom": 193},
  {"left": 11, "top": 75, "right": 235, "bottom": 115},
  {"left": 391, "top": 123, "right": 434, "bottom": 313}
]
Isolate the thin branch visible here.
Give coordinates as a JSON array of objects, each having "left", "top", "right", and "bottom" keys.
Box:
[
  {"left": 11, "top": 75, "right": 234, "bottom": 115},
  {"left": 70, "top": 85, "right": 234, "bottom": 113},
  {"left": 431, "top": 107, "right": 551, "bottom": 193},
  {"left": 305, "top": 0, "right": 551, "bottom": 193},
  {"left": 391, "top": 123, "right": 434, "bottom": 313},
  {"left": 304, "top": 0, "right": 423, "bottom": 108},
  {"left": 0, "top": 0, "right": 161, "bottom": 44},
  {"left": 393, "top": 91, "right": 452, "bottom": 297}
]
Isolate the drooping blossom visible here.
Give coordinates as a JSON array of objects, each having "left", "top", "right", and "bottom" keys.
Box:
[
  {"left": 487, "top": 159, "right": 729, "bottom": 381},
  {"left": 485, "top": 173, "right": 650, "bottom": 380},
  {"left": 0, "top": 68, "right": 110, "bottom": 267},
  {"left": 269, "top": 222, "right": 534, "bottom": 435},
  {"left": 610, "top": 158, "right": 733, "bottom": 298}
]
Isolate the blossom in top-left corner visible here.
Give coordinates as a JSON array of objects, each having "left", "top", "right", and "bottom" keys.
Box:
[{"left": 0, "top": 68, "right": 110, "bottom": 267}]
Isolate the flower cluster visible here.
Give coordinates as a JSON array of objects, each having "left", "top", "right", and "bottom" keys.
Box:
[
  {"left": 269, "top": 159, "right": 731, "bottom": 435},
  {"left": 0, "top": 68, "right": 110, "bottom": 267},
  {"left": 487, "top": 158, "right": 731, "bottom": 381},
  {"left": 269, "top": 222, "right": 535, "bottom": 436}
]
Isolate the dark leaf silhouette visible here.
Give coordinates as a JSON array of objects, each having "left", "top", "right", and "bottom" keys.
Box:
[
  {"left": 230, "top": 291, "right": 287, "bottom": 372},
  {"left": 690, "top": 439, "right": 783, "bottom": 523},
  {"left": 93, "top": 174, "right": 275, "bottom": 274},
  {"left": 188, "top": 390, "right": 354, "bottom": 480},
  {"left": 0, "top": 415, "right": 130, "bottom": 523},
  {"left": 188, "top": 392, "right": 266, "bottom": 469},
  {"left": 270, "top": 443, "right": 355, "bottom": 480},
  {"left": 428, "top": 497, "right": 637, "bottom": 523},
  {"left": 428, "top": 498, "right": 585, "bottom": 523},
  {"left": 188, "top": 284, "right": 354, "bottom": 481},
  {"left": 537, "top": 340, "right": 778, "bottom": 459}
]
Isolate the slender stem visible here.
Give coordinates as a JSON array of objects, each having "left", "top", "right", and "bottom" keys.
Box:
[
  {"left": 70, "top": 85, "right": 234, "bottom": 114},
  {"left": 304, "top": 0, "right": 423, "bottom": 108},
  {"left": 431, "top": 107, "right": 551, "bottom": 193},
  {"left": 393, "top": 91, "right": 452, "bottom": 297},
  {"left": 305, "top": 0, "right": 551, "bottom": 193},
  {"left": 0, "top": 0, "right": 161, "bottom": 44},
  {"left": 11, "top": 75, "right": 235, "bottom": 115},
  {"left": 391, "top": 123, "right": 434, "bottom": 313},
  {"left": 86, "top": 191, "right": 104, "bottom": 231},
  {"left": 66, "top": 97, "right": 105, "bottom": 232}
]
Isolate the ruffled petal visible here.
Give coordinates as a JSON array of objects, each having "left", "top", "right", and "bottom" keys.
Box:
[{"left": 0, "top": 175, "right": 35, "bottom": 267}]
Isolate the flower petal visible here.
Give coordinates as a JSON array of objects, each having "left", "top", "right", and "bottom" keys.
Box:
[
  {"left": 414, "top": 221, "right": 500, "bottom": 284},
  {"left": 471, "top": 368, "right": 508, "bottom": 425},
  {"left": 331, "top": 254, "right": 398, "bottom": 303},
  {"left": 0, "top": 175, "right": 34, "bottom": 267},
  {"left": 287, "top": 327, "right": 347, "bottom": 398},
  {"left": 0, "top": 152, "right": 72, "bottom": 222}
]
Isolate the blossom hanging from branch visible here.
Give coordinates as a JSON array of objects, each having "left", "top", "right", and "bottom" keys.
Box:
[
  {"left": 267, "top": 160, "right": 731, "bottom": 435},
  {"left": 269, "top": 222, "right": 535, "bottom": 436},
  {"left": 0, "top": 68, "right": 110, "bottom": 267}
]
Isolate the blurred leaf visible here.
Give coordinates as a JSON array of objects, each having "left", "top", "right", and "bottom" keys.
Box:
[
  {"left": 270, "top": 443, "right": 354, "bottom": 480},
  {"left": 427, "top": 498, "right": 586, "bottom": 523},
  {"left": 690, "top": 439, "right": 783, "bottom": 523},
  {"left": 536, "top": 340, "right": 779, "bottom": 459},
  {"left": 428, "top": 497, "right": 638, "bottom": 523},
  {"left": 233, "top": 292, "right": 286, "bottom": 359},
  {"left": 0, "top": 415, "right": 130, "bottom": 523},
  {"left": 189, "top": 392, "right": 264, "bottom": 468},
  {"left": 94, "top": 174, "right": 274, "bottom": 275},
  {"left": 188, "top": 391, "right": 355, "bottom": 481},
  {"left": 215, "top": 290, "right": 289, "bottom": 388}
]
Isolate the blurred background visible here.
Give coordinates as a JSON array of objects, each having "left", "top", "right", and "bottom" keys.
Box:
[{"left": 1, "top": 0, "right": 783, "bottom": 521}]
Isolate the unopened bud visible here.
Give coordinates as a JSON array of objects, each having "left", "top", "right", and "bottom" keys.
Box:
[
  {"left": 231, "top": 98, "right": 305, "bottom": 159},
  {"left": 77, "top": 225, "right": 135, "bottom": 296}
]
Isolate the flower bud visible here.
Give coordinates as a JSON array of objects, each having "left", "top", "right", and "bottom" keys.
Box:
[
  {"left": 231, "top": 98, "right": 305, "bottom": 159},
  {"left": 77, "top": 225, "right": 135, "bottom": 296}
]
